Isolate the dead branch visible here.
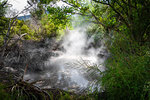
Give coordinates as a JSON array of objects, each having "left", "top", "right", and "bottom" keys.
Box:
[
  {"left": 10, "top": 33, "right": 28, "bottom": 46},
  {"left": 0, "top": 4, "right": 32, "bottom": 59}
]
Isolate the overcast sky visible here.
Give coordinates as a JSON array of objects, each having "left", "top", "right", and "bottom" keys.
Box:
[
  {"left": 8, "top": 0, "right": 28, "bottom": 12},
  {"left": 6, "top": 0, "right": 68, "bottom": 17},
  {"left": 6, "top": 0, "right": 28, "bottom": 16}
]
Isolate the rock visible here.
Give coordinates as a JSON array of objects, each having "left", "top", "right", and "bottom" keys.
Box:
[{"left": 1, "top": 67, "right": 17, "bottom": 73}]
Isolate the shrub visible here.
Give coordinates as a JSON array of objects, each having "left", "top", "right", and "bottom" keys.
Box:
[
  {"left": 101, "top": 34, "right": 150, "bottom": 100},
  {"left": 0, "top": 83, "right": 12, "bottom": 100}
]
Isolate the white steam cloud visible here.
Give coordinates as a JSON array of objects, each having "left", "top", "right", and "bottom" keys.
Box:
[
  {"left": 24, "top": 26, "right": 106, "bottom": 93},
  {"left": 46, "top": 27, "right": 105, "bottom": 91}
]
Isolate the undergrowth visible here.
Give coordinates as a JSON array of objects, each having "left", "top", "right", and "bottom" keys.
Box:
[
  {"left": 101, "top": 34, "right": 150, "bottom": 100},
  {"left": 0, "top": 81, "right": 97, "bottom": 100},
  {"left": 0, "top": 83, "right": 12, "bottom": 100}
]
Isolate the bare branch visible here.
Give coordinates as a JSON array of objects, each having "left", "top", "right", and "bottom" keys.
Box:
[
  {"left": 61, "top": 0, "right": 81, "bottom": 9},
  {"left": 11, "top": 33, "right": 28, "bottom": 46},
  {"left": 1, "top": 18, "right": 17, "bottom": 58},
  {"left": 92, "top": 0, "right": 110, "bottom": 5},
  {"left": 1, "top": 4, "right": 33, "bottom": 58}
]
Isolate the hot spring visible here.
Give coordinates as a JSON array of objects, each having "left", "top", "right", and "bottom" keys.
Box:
[{"left": 23, "top": 27, "right": 107, "bottom": 93}]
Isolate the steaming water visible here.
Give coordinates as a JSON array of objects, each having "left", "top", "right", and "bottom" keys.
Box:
[{"left": 24, "top": 28, "right": 106, "bottom": 93}]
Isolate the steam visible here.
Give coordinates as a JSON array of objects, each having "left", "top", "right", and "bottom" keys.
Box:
[
  {"left": 24, "top": 26, "right": 106, "bottom": 93},
  {"left": 58, "top": 28, "right": 100, "bottom": 64},
  {"left": 45, "top": 27, "right": 105, "bottom": 91}
]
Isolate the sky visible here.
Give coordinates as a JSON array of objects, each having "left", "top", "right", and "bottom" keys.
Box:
[
  {"left": 7, "top": 0, "right": 28, "bottom": 16},
  {"left": 7, "top": 0, "right": 68, "bottom": 17},
  {"left": 8, "top": 0, "right": 28, "bottom": 12}
]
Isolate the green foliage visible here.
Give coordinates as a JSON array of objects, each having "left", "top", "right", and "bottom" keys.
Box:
[
  {"left": 47, "top": 6, "right": 72, "bottom": 28},
  {"left": 0, "top": 0, "right": 149, "bottom": 99},
  {"left": 0, "top": 16, "right": 8, "bottom": 31},
  {"left": 0, "top": 0, "right": 7, "bottom": 17},
  {"left": 30, "top": 3, "right": 45, "bottom": 20},
  {"left": 0, "top": 81, "right": 98, "bottom": 100},
  {"left": 0, "top": 17, "right": 9, "bottom": 46},
  {"left": 29, "top": 0, "right": 53, "bottom": 4},
  {"left": 29, "top": 0, "right": 56, "bottom": 20},
  {"left": 0, "top": 0, "right": 9, "bottom": 46},
  {"left": 26, "top": 1, "right": 150, "bottom": 100},
  {"left": 93, "top": 0, "right": 150, "bottom": 43},
  {"left": 74, "top": 1, "right": 150, "bottom": 99},
  {"left": 40, "top": 14, "right": 58, "bottom": 38},
  {"left": 38, "top": 6, "right": 73, "bottom": 38},
  {"left": 0, "top": 83, "right": 12, "bottom": 100},
  {"left": 62, "top": 0, "right": 150, "bottom": 43},
  {"left": 11, "top": 20, "right": 37, "bottom": 40},
  {"left": 101, "top": 33, "right": 150, "bottom": 100}
]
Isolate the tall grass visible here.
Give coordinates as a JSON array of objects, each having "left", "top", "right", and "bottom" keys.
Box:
[
  {"left": 101, "top": 34, "right": 150, "bottom": 100},
  {"left": 0, "top": 84, "right": 12, "bottom": 100}
]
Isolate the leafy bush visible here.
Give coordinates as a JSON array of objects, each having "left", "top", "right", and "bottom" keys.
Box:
[
  {"left": 101, "top": 33, "right": 150, "bottom": 100},
  {"left": 0, "top": 16, "right": 9, "bottom": 46}
]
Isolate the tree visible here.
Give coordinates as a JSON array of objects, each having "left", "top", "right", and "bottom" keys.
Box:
[
  {"left": 56, "top": 0, "right": 150, "bottom": 44},
  {"left": 0, "top": 0, "right": 9, "bottom": 46},
  {"left": 0, "top": 0, "right": 32, "bottom": 58},
  {"left": 92, "top": 0, "right": 150, "bottom": 43},
  {"left": 38, "top": 0, "right": 149, "bottom": 99}
]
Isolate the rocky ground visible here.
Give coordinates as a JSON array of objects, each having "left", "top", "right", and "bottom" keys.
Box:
[{"left": 0, "top": 38, "right": 57, "bottom": 83}]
